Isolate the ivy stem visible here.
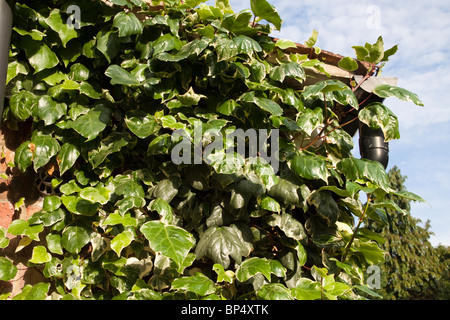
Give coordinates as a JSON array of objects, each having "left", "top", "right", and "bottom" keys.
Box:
[{"left": 341, "top": 198, "right": 371, "bottom": 263}]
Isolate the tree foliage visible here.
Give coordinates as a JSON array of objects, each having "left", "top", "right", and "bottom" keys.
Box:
[
  {"left": 0, "top": 0, "right": 423, "bottom": 300},
  {"left": 368, "top": 167, "right": 448, "bottom": 300}
]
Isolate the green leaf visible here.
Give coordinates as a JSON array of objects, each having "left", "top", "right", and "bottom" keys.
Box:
[
  {"left": 257, "top": 283, "right": 293, "bottom": 300},
  {"left": 338, "top": 57, "right": 359, "bottom": 72},
  {"left": 96, "top": 30, "right": 120, "bottom": 63},
  {"left": 290, "top": 153, "right": 329, "bottom": 182},
  {"left": 372, "top": 84, "right": 424, "bottom": 106},
  {"left": 61, "top": 224, "right": 92, "bottom": 254},
  {"left": 111, "top": 230, "right": 135, "bottom": 256},
  {"left": 12, "top": 283, "right": 50, "bottom": 300},
  {"left": 264, "top": 213, "right": 307, "bottom": 241},
  {"left": 213, "top": 264, "right": 234, "bottom": 283},
  {"left": 31, "top": 135, "right": 60, "bottom": 171},
  {"left": 61, "top": 195, "right": 100, "bottom": 216},
  {"left": 275, "top": 39, "right": 297, "bottom": 49},
  {"left": 250, "top": 0, "right": 282, "bottom": 30},
  {"left": 46, "top": 233, "right": 63, "bottom": 255},
  {"left": 34, "top": 95, "right": 67, "bottom": 125},
  {"left": 305, "top": 29, "right": 318, "bottom": 48},
  {"left": 14, "top": 141, "right": 34, "bottom": 172},
  {"left": 0, "top": 257, "right": 18, "bottom": 281},
  {"left": 258, "top": 194, "right": 281, "bottom": 212},
  {"left": 9, "top": 91, "right": 35, "bottom": 121},
  {"left": 43, "top": 195, "right": 61, "bottom": 212},
  {"left": 45, "top": 9, "right": 79, "bottom": 47},
  {"left": 171, "top": 275, "right": 216, "bottom": 296},
  {"left": 69, "top": 105, "right": 112, "bottom": 141},
  {"left": 195, "top": 223, "right": 253, "bottom": 269},
  {"left": 113, "top": 11, "right": 143, "bottom": 37},
  {"left": 290, "top": 278, "right": 321, "bottom": 300},
  {"left": 240, "top": 92, "right": 283, "bottom": 116},
  {"left": 270, "top": 62, "right": 305, "bottom": 83},
  {"left": 157, "top": 37, "right": 210, "bottom": 62},
  {"left": 337, "top": 157, "right": 390, "bottom": 191},
  {"left": 233, "top": 35, "right": 262, "bottom": 54},
  {"left": 125, "top": 111, "right": 160, "bottom": 139},
  {"left": 307, "top": 191, "right": 339, "bottom": 225},
  {"left": 29, "top": 246, "right": 52, "bottom": 264},
  {"left": 140, "top": 221, "right": 195, "bottom": 267},
  {"left": 358, "top": 102, "right": 400, "bottom": 141},
  {"left": 58, "top": 142, "right": 81, "bottom": 175},
  {"left": 215, "top": 37, "right": 238, "bottom": 61},
  {"left": 105, "top": 65, "right": 141, "bottom": 86},
  {"left": 80, "top": 186, "right": 111, "bottom": 205},
  {"left": 0, "top": 227, "right": 9, "bottom": 249},
  {"left": 236, "top": 257, "right": 272, "bottom": 282},
  {"left": 149, "top": 198, "right": 174, "bottom": 225},
  {"left": 21, "top": 38, "right": 59, "bottom": 73}
]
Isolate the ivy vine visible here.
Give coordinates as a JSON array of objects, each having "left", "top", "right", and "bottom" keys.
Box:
[{"left": 0, "top": 0, "right": 424, "bottom": 300}]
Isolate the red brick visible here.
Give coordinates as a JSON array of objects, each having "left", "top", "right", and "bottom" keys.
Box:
[
  {"left": 25, "top": 202, "right": 43, "bottom": 220},
  {"left": 0, "top": 201, "right": 15, "bottom": 229}
]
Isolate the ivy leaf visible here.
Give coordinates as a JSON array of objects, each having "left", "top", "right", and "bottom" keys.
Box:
[
  {"left": 69, "top": 105, "right": 112, "bottom": 141},
  {"left": 0, "top": 257, "right": 18, "bottom": 281},
  {"left": 270, "top": 62, "right": 305, "bottom": 83},
  {"left": 44, "top": 9, "right": 79, "bottom": 47},
  {"left": 14, "top": 141, "right": 34, "bottom": 172},
  {"left": 372, "top": 84, "right": 424, "bottom": 107},
  {"left": 358, "top": 102, "right": 400, "bottom": 141},
  {"left": 29, "top": 246, "right": 52, "bottom": 264},
  {"left": 338, "top": 57, "right": 359, "bottom": 72},
  {"left": 9, "top": 91, "right": 35, "bottom": 121},
  {"left": 31, "top": 135, "right": 60, "bottom": 171},
  {"left": 337, "top": 157, "right": 390, "bottom": 192},
  {"left": 233, "top": 35, "right": 262, "bottom": 54},
  {"left": 140, "top": 221, "right": 195, "bottom": 268},
  {"left": 250, "top": 0, "right": 282, "bottom": 31},
  {"left": 213, "top": 264, "right": 234, "bottom": 283},
  {"left": 290, "top": 278, "right": 322, "bottom": 300},
  {"left": 21, "top": 38, "right": 59, "bottom": 73},
  {"left": 289, "top": 153, "right": 329, "bottom": 182},
  {"left": 149, "top": 198, "right": 174, "bottom": 225},
  {"left": 305, "top": 29, "right": 318, "bottom": 48},
  {"left": 195, "top": 223, "right": 253, "bottom": 269},
  {"left": 240, "top": 92, "right": 283, "bottom": 116},
  {"left": 80, "top": 186, "right": 111, "bottom": 205},
  {"left": 58, "top": 142, "right": 81, "bottom": 175},
  {"left": 257, "top": 283, "right": 293, "bottom": 300},
  {"left": 275, "top": 39, "right": 297, "bottom": 50},
  {"left": 105, "top": 65, "right": 141, "bottom": 86},
  {"left": 236, "top": 257, "right": 272, "bottom": 282},
  {"left": 258, "top": 194, "right": 281, "bottom": 212},
  {"left": 61, "top": 224, "right": 92, "bottom": 254},
  {"left": 46, "top": 234, "right": 63, "bottom": 255},
  {"left": 171, "top": 275, "right": 216, "bottom": 296},
  {"left": 125, "top": 111, "right": 160, "bottom": 139},
  {"left": 307, "top": 191, "right": 339, "bottom": 225},
  {"left": 61, "top": 195, "right": 100, "bottom": 216},
  {"left": 113, "top": 11, "right": 143, "bottom": 37},
  {"left": 96, "top": 30, "right": 120, "bottom": 63},
  {"left": 111, "top": 230, "right": 135, "bottom": 256},
  {"left": 264, "top": 213, "right": 307, "bottom": 241},
  {"left": 12, "top": 283, "right": 50, "bottom": 300}
]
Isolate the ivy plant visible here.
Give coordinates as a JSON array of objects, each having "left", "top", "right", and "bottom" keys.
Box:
[{"left": 0, "top": 0, "right": 424, "bottom": 300}]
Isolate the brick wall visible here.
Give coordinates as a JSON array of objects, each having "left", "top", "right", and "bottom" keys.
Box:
[{"left": 0, "top": 121, "right": 46, "bottom": 298}]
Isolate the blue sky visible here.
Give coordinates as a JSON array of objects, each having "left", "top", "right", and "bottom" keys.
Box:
[{"left": 220, "top": 0, "right": 450, "bottom": 246}]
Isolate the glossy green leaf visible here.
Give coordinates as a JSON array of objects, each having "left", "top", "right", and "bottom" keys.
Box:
[
  {"left": 338, "top": 57, "right": 359, "bottom": 71},
  {"left": 11, "top": 283, "right": 50, "bottom": 300},
  {"left": 149, "top": 198, "right": 174, "bottom": 225},
  {"left": 14, "top": 141, "right": 34, "bottom": 172},
  {"left": 31, "top": 135, "right": 60, "bottom": 171},
  {"left": 29, "top": 246, "right": 52, "bottom": 264},
  {"left": 9, "top": 91, "right": 34, "bottom": 121},
  {"left": 213, "top": 264, "right": 234, "bottom": 283},
  {"left": 337, "top": 157, "right": 390, "bottom": 191},
  {"left": 69, "top": 105, "right": 112, "bottom": 141},
  {"left": 111, "top": 230, "right": 135, "bottom": 256},
  {"left": 258, "top": 194, "right": 281, "bottom": 212},
  {"left": 113, "top": 11, "right": 143, "bottom": 37},
  {"left": 195, "top": 224, "right": 253, "bottom": 269},
  {"left": 265, "top": 213, "right": 307, "bottom": 241},
  {"left": 45, "top": 9, "right": 79, "bottom": 47},
  {"left": 125, "top": 111, "right": 160, "bottom": 139},
  {"left": 236, "top": 257, "right": 272, "bottom": 282},
  {"left": 257, "top": 283, "right": 293, "bottom": 300},
  {"left": 61, "top": 224, "right": 92, "bottom": 254},
  {"left": 21, "top": 38, "right": 59, "bottom": 73},
  {"left": 58, "top": 142, "right": 81, "bottom": 175},
  {"left": 140, "top": 221, "right": 195, "bottom": 267},
  {"left": 290, "top": 153, "right": 329, "bottom": 182},
  {"left": 250, "top": 0, "right": 282, "bottom": 30},
  {"left": 358, "top": 102, "right": 400, "bottom": 141},
  {"left": 373, "top": 84, "right": 424, "bottom": 106},
  {"left": 96, "top": 30, "right": 120, "bottom": 63},
  {"left": 43, "top": 195, "right": 61, "bottom": 213},
  {"left": 106, "top": 65, "right": 141, "bottom": 86},
  {"left": 171, "top": 275, "right": 216, "bottom": 296},
  {"left": 0, "top": 257, "right": 18, "bottom": 281},
  {"left": 80, "top": 186, "right": 111, "bottom": 205},
  {"left": 270, "top": 62, "right": 305, "bottom": 82},
  {"left": 233, "top": 35, "right": 262, "bottom": 54},
  {"left": 290, "top": 278, "right": 321, "bottom": 300},
  {"left": 46, "top": 233, "right": 64, "bottom": 255}
]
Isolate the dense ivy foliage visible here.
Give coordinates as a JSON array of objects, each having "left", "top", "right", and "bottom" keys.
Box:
[{"left": 0, "top": 0, "right": 424, "bottom": 300}]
